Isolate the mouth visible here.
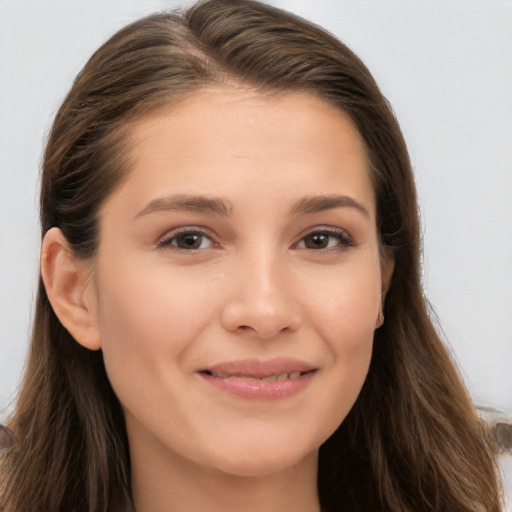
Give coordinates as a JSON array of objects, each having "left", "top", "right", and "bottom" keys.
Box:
[
  {"left": 197, "top": 359, "right": 317, "bottom": 399},
  {"left": 200, "top": 369, "right": 313, "bottom": 381}
]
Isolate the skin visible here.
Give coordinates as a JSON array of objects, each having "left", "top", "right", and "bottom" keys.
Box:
[{"left": 42, "top": 86, "right": 393, "bottom": 512}]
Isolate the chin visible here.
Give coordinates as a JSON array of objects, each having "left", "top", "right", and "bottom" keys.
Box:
[{"left": 203, "top": 441, "right": 318, "bottom": 478}]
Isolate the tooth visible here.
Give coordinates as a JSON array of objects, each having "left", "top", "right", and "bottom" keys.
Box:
[
  {"left": 213, "top": 372, "right": 229, "bottom": 378},
  {"left": 276, "top": 373, "right": 288, "bottom": 381},
  {"left": 289, "top": 372, "right": 301, "bottom": 379},
  {"left": 261, "top": 375, "right": 277, "bottom": 382}
]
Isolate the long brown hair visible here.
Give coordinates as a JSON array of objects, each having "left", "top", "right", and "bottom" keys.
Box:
[{"left": 0, "top": 1, "right": 502, "bottom": 511}]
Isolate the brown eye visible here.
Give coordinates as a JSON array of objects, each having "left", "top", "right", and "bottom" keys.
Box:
[
  {"left": 175, "top": 233, "right": 204, "bottom": 249},
  {"left": 303, "top": 233, "right": 331, "bottom": 249},
  {"left": 298, "top": 230, "right": 353, "bottom": 250},
  {"left": 159, "top": 229, "right": 214, "bottom": 250}
]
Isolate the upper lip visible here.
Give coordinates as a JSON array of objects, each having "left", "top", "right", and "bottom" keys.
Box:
[{"left": 200, "top": 358, "right": 317, "bottom": 378}]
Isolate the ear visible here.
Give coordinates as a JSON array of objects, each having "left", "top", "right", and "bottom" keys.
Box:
[
  {"left": 40, "top": 227, "right": 101, "bottom": 350},
  {"left": 380, "top": 254, "right": 395, "bottom": 298},
  {"left": 376, "top": 254, "right": 394, "bottom": 329}
]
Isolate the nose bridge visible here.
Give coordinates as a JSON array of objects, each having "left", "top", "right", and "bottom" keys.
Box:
[
  {"left": 247, "top": 243, "right": 283, "bottom": 297},
  {"left": 220, "top": 242, "right": 300, "bottom": 339}
]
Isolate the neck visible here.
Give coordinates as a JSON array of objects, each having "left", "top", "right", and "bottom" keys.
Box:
[{"left": 129, "top": 430, "right": 320, "bottom": 512}]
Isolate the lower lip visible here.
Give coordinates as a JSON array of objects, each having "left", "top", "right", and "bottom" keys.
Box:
[{"left": 198, "top": 372, "right": 315, "bottom": 400}]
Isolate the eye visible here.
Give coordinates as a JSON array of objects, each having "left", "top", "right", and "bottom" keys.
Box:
[
  {"left": 158, "top": 228, "right": 214, "bottom": 250},
  {"left": 296, "top": 229, "right": 353, "bottom": 250}
]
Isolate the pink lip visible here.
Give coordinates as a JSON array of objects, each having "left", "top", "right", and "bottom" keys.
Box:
[
  {"left": 205, "top": 358, "right": 315, "bottom": 377},
  {"left": 198, "top": 358, "right": 317, "bottom": 400}
]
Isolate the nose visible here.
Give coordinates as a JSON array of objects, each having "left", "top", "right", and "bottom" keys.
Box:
[{"left": 220, "top": 252, "right": 301, "bottom": 340}]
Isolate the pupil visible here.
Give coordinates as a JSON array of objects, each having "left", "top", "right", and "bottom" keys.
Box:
[
  {"left": 179, "top": 233, "right": 201, "bottom": 248},
  {"left": 307, "top": 233, "right": 328, "bottom": 248}
]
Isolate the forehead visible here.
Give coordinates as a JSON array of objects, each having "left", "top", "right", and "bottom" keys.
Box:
[
  {"left": 129, "top": 85, "right": 367, "bottom": 160},
  {"left": 104, "top": 86, "right": 375, "bottom": 219}
]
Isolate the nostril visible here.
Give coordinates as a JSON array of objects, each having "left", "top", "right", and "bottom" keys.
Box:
[
  {"left": 235, "top": 323, "right": 292, "bottom": 340},
  {"left": 220, "top": 296, "right": 301, "bottom": 339}
]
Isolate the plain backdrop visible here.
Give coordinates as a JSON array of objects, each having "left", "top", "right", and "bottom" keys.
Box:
[{"left": 1, "top": 0, "right": 511, "bottom": 502}]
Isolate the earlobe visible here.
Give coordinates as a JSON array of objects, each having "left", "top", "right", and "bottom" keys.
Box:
[
  {"left": 381, "top": 254, "right": 395, "bottom": 298},
  {"left": 376, "top": 255, "right": 394, "bottom": 329},
  {"left": 40, "top": 227, "right": 101, "bottom": 351},
  {"left": 375, "top": 307, "right": 385, "bottom": 329}
]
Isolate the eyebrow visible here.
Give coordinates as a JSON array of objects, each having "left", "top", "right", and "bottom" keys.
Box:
[
  {"left": 135, "top": 193, "right": 233, "bottom": 219},
  {"left": 289, "top": 195, "right": 370, "bottom": 217},
  {"left": 134, "top": 193, "right": 369, "bottom": 220}
]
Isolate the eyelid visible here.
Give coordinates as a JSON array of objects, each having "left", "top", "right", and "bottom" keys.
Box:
[
  {"left": 294, "top": 225, "right": 355, "bottom": 250},
  {"left": 157, "top": 225, "right": 218, "bottom": 250}
]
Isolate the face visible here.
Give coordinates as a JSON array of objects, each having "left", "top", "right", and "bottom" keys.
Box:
[{"left": 87, "top": 86, "right": 390, "bottom": 478}]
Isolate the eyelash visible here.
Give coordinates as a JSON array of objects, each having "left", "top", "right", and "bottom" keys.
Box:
[
  {"left": 157, "top": 226, "right": 354, "bottom": 252},
  {"left": 157, "top": 227, "right": 215, "bottom": 251},
  {"left": 295, "top": 227, "right": 354, "bottom": 251}
]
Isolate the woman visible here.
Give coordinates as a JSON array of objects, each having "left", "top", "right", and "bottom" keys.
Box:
[{"left": 0, "top": 0, "right": 502, "bottom": 510}]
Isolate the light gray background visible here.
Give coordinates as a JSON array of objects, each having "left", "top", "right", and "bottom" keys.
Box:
[{"left": 1, "top": 0, "right": 511, "bottom": 504}]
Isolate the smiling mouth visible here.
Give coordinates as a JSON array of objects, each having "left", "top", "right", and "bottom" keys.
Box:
[
  {"left": 197, "top": 359, "right": 317, "bottom": 399},
  {"left": 200, "top": 370, "right": 313, "bottom": 381}
]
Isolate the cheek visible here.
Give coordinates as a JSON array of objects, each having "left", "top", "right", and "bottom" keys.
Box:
[
  {"left": 93, "top": 259, "right": 215, "bottom": 391},
  {"left": 311, "top": 262, "right": 382, "bottom": 342},
  {"left": 308, "top": 264, "right": 380, "bottom": 414}
]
